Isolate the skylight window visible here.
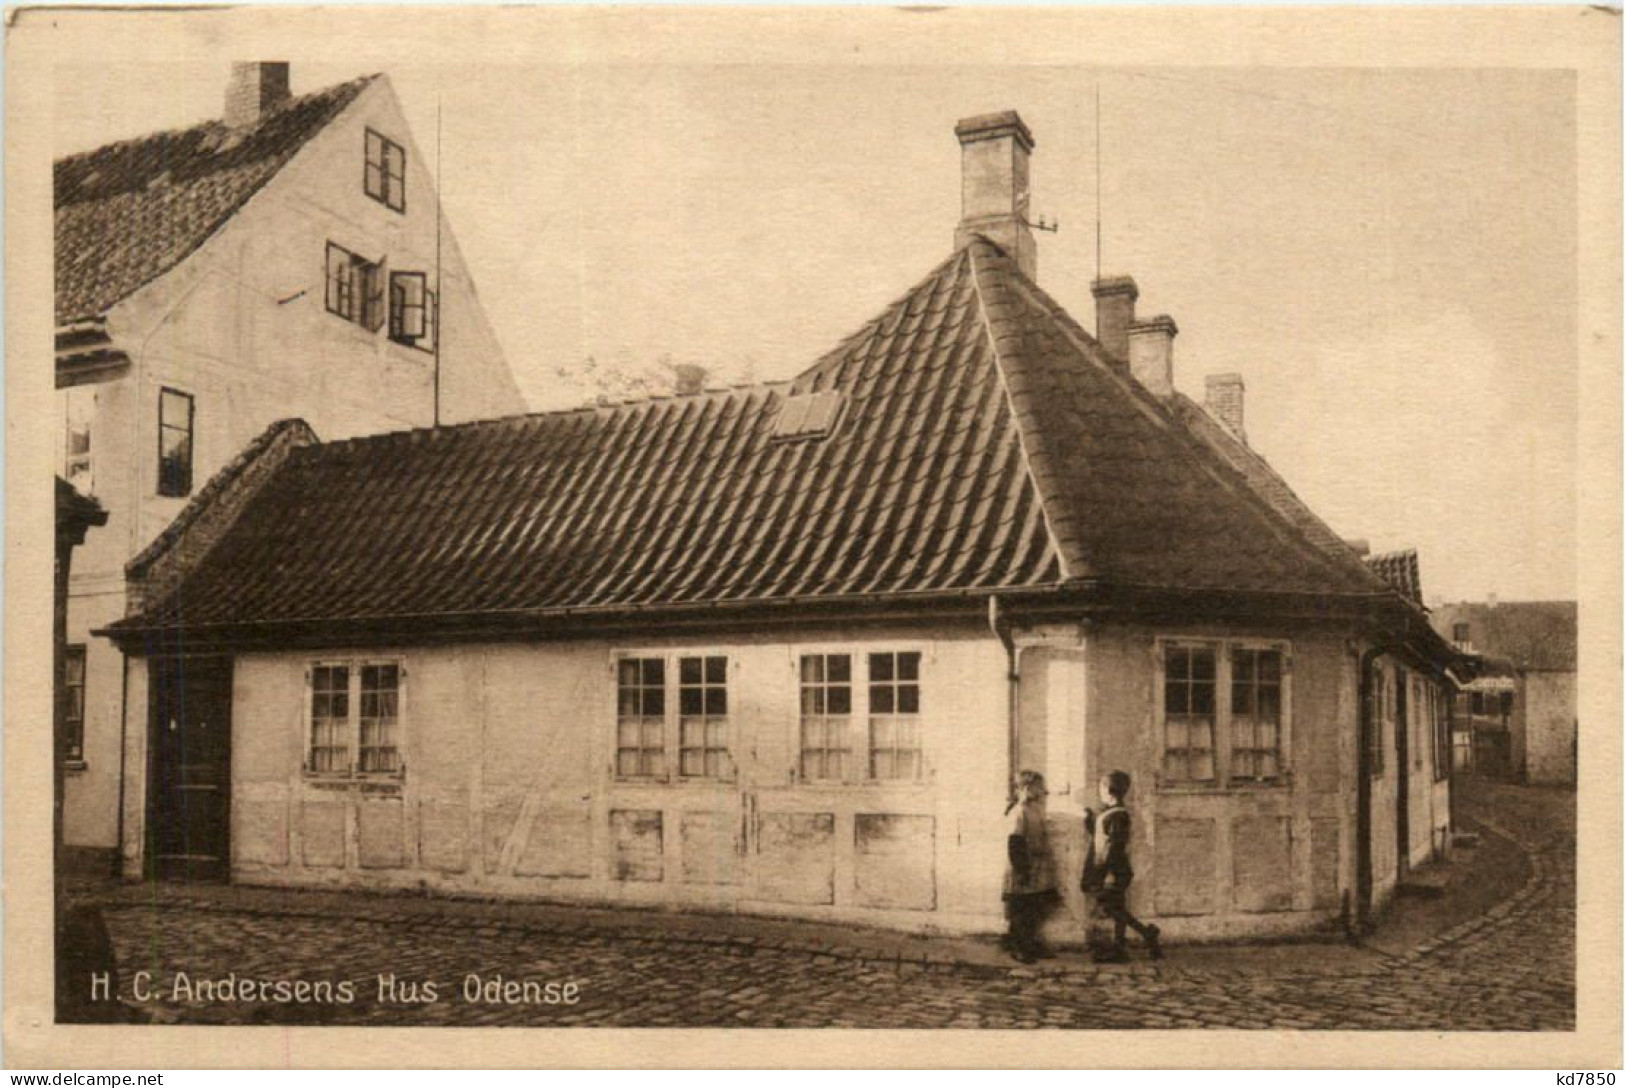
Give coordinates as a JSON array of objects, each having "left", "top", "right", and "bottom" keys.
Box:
[{"left": 774, "top": 390, "right": 844, "bottom": 441}]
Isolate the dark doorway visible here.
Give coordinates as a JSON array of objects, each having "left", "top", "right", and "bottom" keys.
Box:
[{"left": 147, "top": 656, "right": 233, "bottom": 881}]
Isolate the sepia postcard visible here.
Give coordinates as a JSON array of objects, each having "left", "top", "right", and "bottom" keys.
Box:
[{"left": 5, "top": 3, "right": 1621, "bottom": 1070}]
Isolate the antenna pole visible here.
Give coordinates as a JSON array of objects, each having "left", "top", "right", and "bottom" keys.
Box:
[
  {"left": 1094, "top": 80, "right": 1102, "bottom": 280},
  {"left": 434, "top": 96, "right": 443, "bottom": 428}
]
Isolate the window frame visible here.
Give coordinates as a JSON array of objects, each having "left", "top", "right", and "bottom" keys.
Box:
[
  {"left": 302, "top": 658, "right": 406, "bottom": 781},
  {"left": 791, "top": 646, "right": 930, "bottom": 787},
  {"left": 612, "top": 651, "right": 736, "bottom": 784},
  {"left": 363, "top": 127, "right": 406, "bottom": 213},
  {"left": 64, "top": 388, "right": 94, "bottom": 495},
  {"left": 63, "top": 644, "right": 87, "bottom": 765},
  {"left": 156, "top": 387, "right": 194, "bottom": 498},
  {"left": 325, "top": 242, "right": 385, "bottom": 331},
  {"left": 797, "top": 651, "right": 856, "bottom": 783},
  {"left": 388, "top": 271, "right": 438, "bottom": 354},
  {"left": 1155, "top": 637, "right": 1292, "bottom": 791}
]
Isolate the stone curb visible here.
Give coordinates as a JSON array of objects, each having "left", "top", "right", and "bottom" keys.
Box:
[{"left": 1386, "top": 809, "right": 1557, "bottom": 970}]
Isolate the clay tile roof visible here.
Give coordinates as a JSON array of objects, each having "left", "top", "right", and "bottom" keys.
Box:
[
  {"left": 117, "top": 238, "right": 1387, "bottom": 636},
  {"left": 1172, "top": 393, "right": 1380, "bottom": 580},
  {"left": 1364, "top": 549, "right": 1423, "bottom": 605},
  {"left": 54, "top": 74, "right": 376, "bottom": 325}
]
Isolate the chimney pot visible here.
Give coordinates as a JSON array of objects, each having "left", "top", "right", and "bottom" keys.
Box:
[
  {"left": 1091, "top": 276, "right": 1139, "bottom": 364},
  {"left": 1346, "top": 538, "right": 1372, "bottom": 557},
  {"left": 673, "top": 364, "right": 707, "bottom": 396},
  {"left": 953, "top": 110, "right": 1038, "bottom": 281},
  {"left": 1127, "top": 314, "right": 1178, "bottom": 399},
  {"left": 225, "top": 62, "right": 291, "bottom": 128},
  {"left": 1203, "top": 372, "right": 1247, "bottom": 445}
]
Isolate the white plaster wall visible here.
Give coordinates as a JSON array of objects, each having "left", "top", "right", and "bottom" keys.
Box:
[
  {"left": 1523, "top": 671, "right": 1577, "bottom": 785},
  {"left": 67, "top": 75, "right": 526, "bottom": 851},
  {"left": 205, "top": 623, "right": 1017, "bottom": 934},
  {"left": 1073, "top": 624, "right": 1358, "bottom": 942}
]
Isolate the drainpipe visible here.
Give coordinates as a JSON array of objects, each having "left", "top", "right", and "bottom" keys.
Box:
[{"left": 988, "top": 595, "right": 1020, "bottom": 806}]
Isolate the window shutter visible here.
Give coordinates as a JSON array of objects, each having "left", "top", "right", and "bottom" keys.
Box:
[
  {"left": 390, "top": 271, "right": 427, "bottom": 341},
  {"left": 388, "top": 276, "right": 404, "bottom": 340}
]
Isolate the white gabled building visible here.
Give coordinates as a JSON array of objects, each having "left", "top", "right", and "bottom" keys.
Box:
[{"left": 56, "top": 63, "right": 526, "bottom": 866}]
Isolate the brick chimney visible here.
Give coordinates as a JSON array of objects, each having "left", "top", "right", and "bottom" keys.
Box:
[
  {"left": 1127, "top": 315, "right": 1178, "bottom": 399},
  {"left": 1204, "top": 372, "right": 1246, "bottom": 444},
  {"left": 1091, "top": 276, "right": 1138, "bottom": 364},
  {"left": 225, "top": 62, "right": 291, "bottom": 128},
  {"left": 954, "top": 111, "right": 1037, "bottom": 281}
]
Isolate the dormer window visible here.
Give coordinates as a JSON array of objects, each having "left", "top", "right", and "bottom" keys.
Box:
[
  {"left": 774, "top": 390, "right": 844, "bottom": 441},
  {"left": 364, "top": 128, "right": 405, "bottom": 213}
]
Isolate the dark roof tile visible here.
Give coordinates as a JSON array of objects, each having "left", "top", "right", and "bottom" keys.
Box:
[
  {"left": 119, "top": 239, "right": 1387, "bottom": 636},
  {"left": 55, "top": 75, "right": 375, "bottom": 324},
  {"left": 1364, "top": 549, "right": 1423, "bottom": 605}
]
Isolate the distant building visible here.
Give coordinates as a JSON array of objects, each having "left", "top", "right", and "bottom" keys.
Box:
[
  {"left": 101, "top": 109, "right": 1465, "bottom": 940},
  {"left": 56, "top": 63, "right": 525, "bottom": 867},
  {"left": 1431, "top": 601, "right": 1577, "bottom": 785}
]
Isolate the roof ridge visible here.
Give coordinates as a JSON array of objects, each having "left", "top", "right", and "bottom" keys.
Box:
[
  {"left": 53, "top": 72, "right": 379, "bottom": 168},
  {"left": 963, "top": 237, "right": 1082, "bottom": 581},
  {"left": 1171, "top": 391, "right": 1386, "bottom": 586},
  {"left": 791, "top": 246, "right": 975, "bottom": 387},
  {"left": 968, "top": 235, "right": 1386, "bottom": 595},
  {"left": 311, "top": 381, "right": 793, "bottom": 453}
]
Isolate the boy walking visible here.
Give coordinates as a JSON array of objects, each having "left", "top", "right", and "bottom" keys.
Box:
[{"left": 1081, "top": 770, "right": 1163, "bottom": 963}]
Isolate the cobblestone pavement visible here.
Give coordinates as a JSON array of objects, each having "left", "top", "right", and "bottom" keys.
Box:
[{"left": 84, "top": 780, "right": 1573, "bottom": 1029}]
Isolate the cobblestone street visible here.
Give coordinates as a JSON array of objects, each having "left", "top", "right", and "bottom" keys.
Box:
[{"left": 81, "top": 781, "right": 1573, "bottom": 1030}]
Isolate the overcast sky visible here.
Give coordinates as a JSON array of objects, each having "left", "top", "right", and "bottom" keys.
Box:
[{"left": 55, "top": 60, "right": 1578, "bottom": 605}]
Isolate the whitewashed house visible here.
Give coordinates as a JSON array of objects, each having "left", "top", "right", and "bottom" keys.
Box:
[
  {"left": 101, "top": 111, "right": 1464, "bottom": 939},
  {"left": 56, "top": 63, "right": 525, "bottom": 868}
]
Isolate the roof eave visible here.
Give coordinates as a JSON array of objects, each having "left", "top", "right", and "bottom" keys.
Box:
[{"left": 96, "top": 578, "right": 1425, "bottom": 656}]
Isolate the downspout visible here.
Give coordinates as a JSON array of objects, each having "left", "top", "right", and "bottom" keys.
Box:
[{"left": 988, "top": 595, "right": 1020, "bottom": 805}]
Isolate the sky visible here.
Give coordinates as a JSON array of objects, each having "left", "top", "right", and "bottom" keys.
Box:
[{"left": 54, "top": 59, "right": 1579, "bottom": 605}]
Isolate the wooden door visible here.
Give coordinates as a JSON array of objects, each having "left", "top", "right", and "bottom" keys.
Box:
[{"left": 148, "top": 657, "right": 233, "bottom": 881}]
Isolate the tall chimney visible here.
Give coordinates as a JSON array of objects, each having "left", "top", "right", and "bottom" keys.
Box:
[
  {"left": 1127, "top": 315, "right": 1178, "bottom": 399},
  {"left": 1203, "top": 372, "right": 1247, "bottom": 444},
  {"left": 1091, "top": 276, "right": 1138, "bottom": 364},
  {"left": 953, "top": 111, "right": 1037, "bottom": 281},
  {"left": 225, "top": 62, "right": 291, "bottom": 128}
]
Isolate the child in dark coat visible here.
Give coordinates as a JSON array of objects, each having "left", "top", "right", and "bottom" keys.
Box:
[
  {"left": 1081, "top": 770, "right": 1163, "bottom": 963},
  {"left": 1003, "top": 769, "right": 1060, "bottom": 963}
]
